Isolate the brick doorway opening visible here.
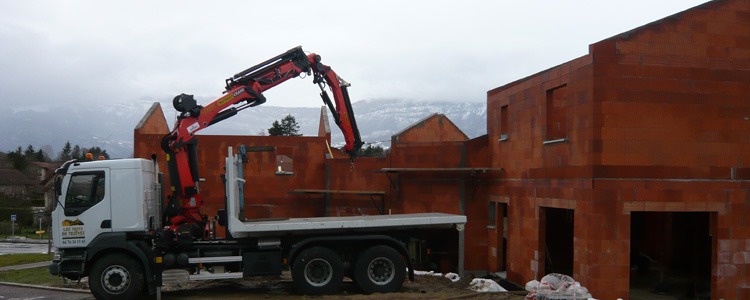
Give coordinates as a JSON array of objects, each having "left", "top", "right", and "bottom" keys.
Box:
[
  {"left": 539, "top": 207, "right": 574, "bottom": 276},
  {"left": 629, "top": 212, "right": 712, "bottom": 300},
  {"left": 488, "top": 202, "right": 508, "bottom": 274}
]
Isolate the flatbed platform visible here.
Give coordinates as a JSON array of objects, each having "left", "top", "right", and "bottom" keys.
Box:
[{"left": 228, "top": 212, "right": 465, "bottom": 236}]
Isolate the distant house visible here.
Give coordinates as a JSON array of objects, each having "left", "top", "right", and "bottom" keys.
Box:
[
  {"left": 33, "top": 162, "right": 61, "bottom": 212},
  {"left": 0, "top": 162, "right": 59, "bottom": 205},
  {"left": 30, "top": 162, "right": 59, "bottom": 183},
  {"left": 0, "top": 168, "right": 35, "bottom": 198}
]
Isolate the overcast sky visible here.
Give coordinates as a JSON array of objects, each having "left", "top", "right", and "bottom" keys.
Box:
[{"left": 0, "top": 0, "right": 708, "bottom": 110}]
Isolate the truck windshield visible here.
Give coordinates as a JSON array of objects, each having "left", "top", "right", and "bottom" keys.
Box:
[{"left": 64, "top": 171, "right": 105, "bottom": 216}]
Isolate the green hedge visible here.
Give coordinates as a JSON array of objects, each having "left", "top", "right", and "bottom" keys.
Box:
[
  {"left": 0, "top": 196, "right": 40, "bottom": 227},
  {"left": 0, "top": 207, "right": 32, "bottom": 225}
]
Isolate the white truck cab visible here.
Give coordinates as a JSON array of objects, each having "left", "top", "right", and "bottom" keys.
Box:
[{"left": 52, "top": 159, "right": 159, "bottom": 249}]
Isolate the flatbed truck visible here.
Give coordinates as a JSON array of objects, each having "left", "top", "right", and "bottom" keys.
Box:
[
  {"left": 48, "top": 47, "right": 467, "bottom": 299},
  {"left": 49, "top": 148, "right": 466, "bottom": 299}
]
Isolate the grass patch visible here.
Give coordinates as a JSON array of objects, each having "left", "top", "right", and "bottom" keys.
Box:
[
  {"left": 0, "top": 267, "right": 60, "bottom": 285},
  {"left": 0, "top": 253, "right": 52, "bottom": 267},
  {"left": 0, "top": 254, "right": 86, "bottom": 289}
]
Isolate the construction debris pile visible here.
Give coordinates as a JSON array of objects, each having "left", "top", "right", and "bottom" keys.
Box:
[{"left": 525, "top": 273, "right": 594, "bottom": 300}]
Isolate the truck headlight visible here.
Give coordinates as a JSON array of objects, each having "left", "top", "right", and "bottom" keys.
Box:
[{"left": 52, "top": 251, "right": 61, "bottom": 261}]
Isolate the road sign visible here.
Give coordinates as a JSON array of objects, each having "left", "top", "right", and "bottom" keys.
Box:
[{"left": 10, "top": 214, "right": 16, "bottom": 236}]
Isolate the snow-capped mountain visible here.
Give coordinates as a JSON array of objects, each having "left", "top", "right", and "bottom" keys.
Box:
[
  {"left": 2, "top": 99, "right": 486, "bottom": 158},
  {"left": 347, "top": 99, "right": 486, "bottom": 147}
]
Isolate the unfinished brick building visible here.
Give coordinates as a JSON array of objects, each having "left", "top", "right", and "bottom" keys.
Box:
[{"left": 487, "top": 0, "right": 750, "bottom": 298}]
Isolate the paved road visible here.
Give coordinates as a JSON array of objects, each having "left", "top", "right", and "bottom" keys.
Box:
[
  {"left": 0, "top": 284, "right": 93, "bottom": 300},
  {"left": 0, "top": 242, "right": 52, "bottom": 255}
]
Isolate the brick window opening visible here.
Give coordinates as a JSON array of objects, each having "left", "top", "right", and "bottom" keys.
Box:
[
  {"left": 275, "top": 155, "right": 294, "bottom": 175},
  {"left": 488, "top": 202, "right": 496, "bottom": 225},
  {"left": 545, "top": 84, "right": 568, "bottom": 143},
  {"left": 499, "top": 105, "right": 509, "bottom": 142},
  {"left": 274, "top": 147, "right": 294, "bottom": 176}
]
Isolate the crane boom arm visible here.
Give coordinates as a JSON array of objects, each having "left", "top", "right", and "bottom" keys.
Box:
[{"left": 160, "top": 46, "right": 363, "bottom": 228}]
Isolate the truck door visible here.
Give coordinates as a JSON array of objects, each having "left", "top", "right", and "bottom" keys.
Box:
[{"left": 53, "top": 169, "right": 112, "bottom": 248}]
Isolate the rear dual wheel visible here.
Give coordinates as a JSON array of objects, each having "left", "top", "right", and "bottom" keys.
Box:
[
  {"left": 354, "top": 245, "right": 406, "bottom": 294},
  {"left": 292, "top": 246, "right": 343, "bottom": 295},
  {"left": 291, "top": 245, "right": 406, "bottom": 295}
]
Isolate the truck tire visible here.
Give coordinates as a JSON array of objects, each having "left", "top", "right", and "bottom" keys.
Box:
[
  {"left": 354, "top": 245, "right": 406, "bottom": 294},
  {"left": 292, "top": 246, "right": 343, "bottom": 295},
  {"left": 89, "top": 253, "right": 145, "bottom": 300}
]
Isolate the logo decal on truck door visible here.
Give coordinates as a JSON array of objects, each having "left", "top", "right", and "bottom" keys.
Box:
[{"left": 61, "top": 219, "right": 86, "bottom": 245}]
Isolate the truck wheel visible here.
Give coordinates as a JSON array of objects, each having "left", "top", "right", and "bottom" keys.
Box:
[
  {"left": 89, "top": 253, "right": 145, "bottom": 300},
  {"left": 354, "top": 245, "right": 406, "bottom": 294},
  {"left": 292, "top": 246, "right": 343, "bottom": 295}
]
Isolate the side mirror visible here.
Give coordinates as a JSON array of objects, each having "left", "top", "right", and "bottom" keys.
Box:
[
  {"left": 54, "top": 176, "right": 62, "bottom": 197},
  {"left": 54, "top": 175, "right": 66, "bottom": 211}
]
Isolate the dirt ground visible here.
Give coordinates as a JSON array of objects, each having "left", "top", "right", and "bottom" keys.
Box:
[
  {"left": 158, "top": 272, "right": 528, "bottom": 300},
  {"left": 52, "top": 270, "right": 528, "bottom": 299}
]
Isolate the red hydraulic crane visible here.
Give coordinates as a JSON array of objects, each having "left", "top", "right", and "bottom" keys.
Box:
[{"left": 160, "top": 46, "right": 363, "bottom": 230}]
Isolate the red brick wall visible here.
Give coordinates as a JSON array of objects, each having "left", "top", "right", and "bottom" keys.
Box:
[
  {"left": 588, "top": 2, "right": 750, "bottom": 298},
  {"left": 325, "top": 157, "right": 390, "bottom": 216},
  {"left": 387, "top": 136, "right": 493, "bottom": 271},
  {"left": 465, "top": 135, "right": 490, "bottom": 168},
  {"left": 592, "top": 2, "right": 750, "bottom": 174},
  {"left": 488, "top": 55, "right": 594, "bottom": 180},
  {"left": 487, "top": 54, "right": 594, "bottom": 285},
  {"left": 133, "top": 103, "right": 169, "bottom": 135},
  {"left": 486, "top": 1, "right": 750, "bottom": 299},
  {"left": 393, "top": 114, "right": 469, "bottom": 145},
  {"left": 464, "top": 136, "right": 493, "bottom": 272}
]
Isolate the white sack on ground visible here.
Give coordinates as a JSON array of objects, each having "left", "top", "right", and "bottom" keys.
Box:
[
  {"left": 413, "top": 270, "right": 443, "bottom": 277},
  {"left": 468, "top": 278, "right": 507, "bottom": 292},
  {"left": 444, "top": 272, "right": 460, "bottom": 282}
]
